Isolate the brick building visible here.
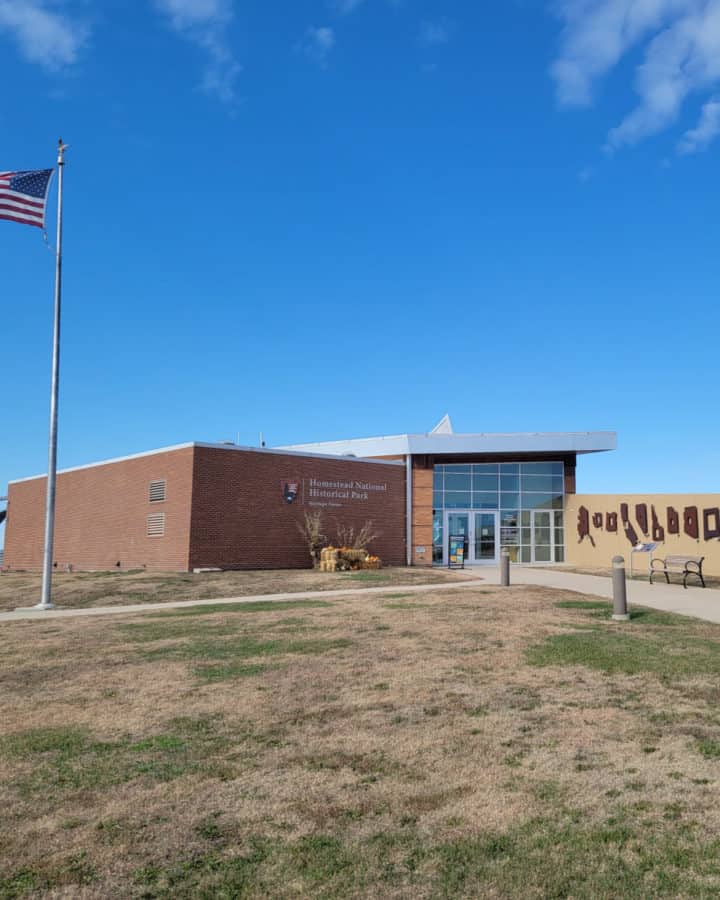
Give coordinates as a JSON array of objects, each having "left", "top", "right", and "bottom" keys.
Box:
[
  {"left": 280, "top": 415, "right": 616, "bottom": 567},
  {"left": 4, "top": 444, "right": 406, "bottom": 572},
  {"left": 8, "top": 417, "right": 720, "bottom": 575}
]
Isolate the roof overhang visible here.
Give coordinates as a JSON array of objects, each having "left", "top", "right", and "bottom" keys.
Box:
[{"left": 277, "top": 432, "right": 617, "bottom": 458}]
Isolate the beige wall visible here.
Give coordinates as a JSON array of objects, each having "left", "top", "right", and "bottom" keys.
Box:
[{"left": 566, "top": 494, "right": 720, "bottom": 577}]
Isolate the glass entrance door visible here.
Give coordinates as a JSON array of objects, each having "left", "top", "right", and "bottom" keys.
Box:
[
  {"left": 443, "top": 510, "right": 498, "bottom": 565},
  {"left": 474, "top": 512, "right": 498, "bottom": 564},
  {"left": 531, "top": 510, "right": 553, "bottom": 562},
  {"left": 445, "top": 512, "right": 470, "bottom": 566}
]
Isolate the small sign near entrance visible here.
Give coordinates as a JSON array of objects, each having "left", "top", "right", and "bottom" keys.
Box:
[{"left": 448, "top": 534, "right": 466, "bottom": 569}]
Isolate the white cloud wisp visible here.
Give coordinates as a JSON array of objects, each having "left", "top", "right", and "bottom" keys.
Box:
[
  {"left": 298, "top": 25, "right": 336, "bottom": 65},
  {"left": 155, "top": 0, "right": 241, "bottom": 103},
  {"left": 0, "top": 0, "right": 87, "bottom": 69},
  {"left": 551, "top": 0, "right": 720, "bottom": 153}
]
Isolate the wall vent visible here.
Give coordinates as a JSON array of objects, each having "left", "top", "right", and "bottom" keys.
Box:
[
  {"left": 149, "top": 480, "right": 167, "bottom": 503},
  {"left": 147, "top": 513, "right": 165, "bottom": 537}
]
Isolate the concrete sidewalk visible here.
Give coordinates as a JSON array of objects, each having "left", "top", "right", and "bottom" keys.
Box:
[
  {"left": 492, "top": 565, "right": 720, "bottom": 625},
  {"left": 2, "top": 566, "right": 718, "bottom": 625},
  {"left": 0, "top": 579, "right": 487, "bottom": 623}
]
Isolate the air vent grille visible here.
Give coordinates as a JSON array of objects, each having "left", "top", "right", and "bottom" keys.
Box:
[
  {"left": 149, "top": 480, "right": 167, "bottom": 503},
  {"left": 147, "top": 513, "right": 165, "bottom": 537}
]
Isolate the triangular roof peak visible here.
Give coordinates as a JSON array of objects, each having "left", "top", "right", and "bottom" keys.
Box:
[{"left": 430, "top": 414, "right": 453, "bottom": 435}]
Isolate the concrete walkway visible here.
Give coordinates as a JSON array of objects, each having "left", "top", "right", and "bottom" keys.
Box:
[
  {"left": 2, "top": 566, "right": 718, "bottom": 624},
  {"left": 496, "top": 565, "right": 720, "bottom": 625},
  {"left": 0, "top": 579, "right": 488, "bottom": 623}
]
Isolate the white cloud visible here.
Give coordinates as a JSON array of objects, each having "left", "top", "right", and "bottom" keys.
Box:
[
  {"left": 333, "top": 0, "right": 366, "bottom": 14},
  {"left": 678, "top": 95, "right": 720, "bottom": 151},
  {"left": 155, "top": 0, "right": 240, "bottom": 103},
  {"left": 299, "top": 26, "right": 336, "bottom": 64},
  {"left": 0, "top": 0, "right": 87, "bottom": 68},
  {"left": 550, "top": 0, "right": 720, "bottom": 152},
  {"left": 418, "top": 19, "right": 453, "bottom": 47}
]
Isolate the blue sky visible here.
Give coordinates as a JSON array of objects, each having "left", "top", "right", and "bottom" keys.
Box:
[{"left": 1, "top": 0, "right": 719, "bottom": 528}]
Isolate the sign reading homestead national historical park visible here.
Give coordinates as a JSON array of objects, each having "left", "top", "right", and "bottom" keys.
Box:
[
  {"left": 281, "top": 477, "right": 389, "bottom": 509},
  {"left": 307, "top": 477, "right": 389, "bottom": 508}
]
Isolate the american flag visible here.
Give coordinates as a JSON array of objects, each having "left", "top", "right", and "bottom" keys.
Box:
[{"left": 0, "top": 169, "right": 53, "bottom": 229}]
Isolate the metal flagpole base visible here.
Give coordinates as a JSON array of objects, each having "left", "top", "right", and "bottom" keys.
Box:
[{"left": 15, "top": 603, "right": 55, "bottom": 612}]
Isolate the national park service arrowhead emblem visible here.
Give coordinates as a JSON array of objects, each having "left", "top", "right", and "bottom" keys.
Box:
[{"left": 281, "top": 480, "right": 299, "bottom": 504}]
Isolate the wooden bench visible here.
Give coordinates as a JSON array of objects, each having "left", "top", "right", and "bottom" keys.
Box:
[{"left": 650, "top": 555, "right": 705, "bottom": 589}]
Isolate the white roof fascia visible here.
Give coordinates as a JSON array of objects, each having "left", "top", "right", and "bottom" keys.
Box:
[
  {"left": 278, "top": 435, "right": 411, "bottom": 457},
  {"left": 8, "top": 441, "right": 404, "bottom": 485},
  {"left": 405, "top": 432, "right": 617, "bottom": 455},
  {"left": 279, "top": 431, "right": 616, "bottom": 458}
]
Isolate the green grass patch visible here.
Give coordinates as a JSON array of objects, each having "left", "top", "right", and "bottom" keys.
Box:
[
  {"left": 147, "top": 599, "right": 332, "bottom": 618},
  {"left": 136, "top": 634, "right": 352, "bottom": 665},
  {"left": 697, "top": 739, "right": 720, "bottom": 760},
  {"left": 0, "top": 717, "right": 232, "bottom": 802},
  {"left": 527, "top": 629, "right": 720, "bottom": 678},
  {"left": 33, "top": 816, "right": 715, "bottom": 898},
  {"left": 555, "top": 599, "right": 691, "bottom": 626},
  {"left": 194, "top": 662, "right": 270, "bottom": 683}
]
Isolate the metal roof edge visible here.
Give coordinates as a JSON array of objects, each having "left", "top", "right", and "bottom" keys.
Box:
[{"left": 7, "top": 441, "right": 404, "bottom": 486}]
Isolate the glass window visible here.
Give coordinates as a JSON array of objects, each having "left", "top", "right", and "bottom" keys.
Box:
[
  {"left": 473, "top": 473, "right": 498, "bottom": 491},
  {"left": 433, "top": 512, "right": 443, "bottom": 564},
  {"left": 433, "top": 491, "right": 443, "bottom": 508},
  {"left": 534, "top": 546, "right": 551, "bottom": 562},
  {"left": 554, "top": 511, "right": 564, "bottom": 528},
  {"left": 500, "top": 492, "right": 520, "bottom": 509},
  {"left": 444, "top": 491, "right": 471, "bottom": 508},
  {"left": 500, "top": 463, "right": 519, "bottom": 474},
  {"left": 551, "top": 476, "right": 565, "bottom": 494},
  {"left": 444, "top": 465, "right": 471, "bottom": 473},
  {"left": 472, "top": 493, "right": 498, "bottom": 509},
  {"left": 521, "top": 511, "right": 531, "bottom": 527},
  {"left": 520, "top": 546, "right": 531, "bottom": 562},
  {"left": 472, "top": 464, "right": 498, "bottom": 475},
  {"left": 522, "top": 492, "right": 554, "bottom": 509},
  {"left": 522, "top": 475, "right": 554, "bottom": 492},
  {"left": 445, "top": 473, "right": 471, "bottom": 491},
  {"left": 433, "top": 471, "right": 443, "bottom": 490},
  {"left": 501, "top": 511, "right": 519, "bottom": 527},
  {"left": 500, "top": 474, "right": 519, "bottom": 491},
  {"left": 555, "top": 546, "right": 565, "bottom": 563},
  {"left": 521, "top": 527, "right": 532, "bottom": 544},
  {"left": 551, "top": 495, "right": 563, "bottom": 510},
  {"left": 520, "top": 462, "right": 561, "bottom": 476},
  {"left": 554, "top": 528, "right": 564, "bottom": 545}
]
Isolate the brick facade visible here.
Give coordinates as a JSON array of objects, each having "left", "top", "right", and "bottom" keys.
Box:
[
  {"left": 189, "top": 447, "right": 406, "bottom": 570},
  {"left": 4, "top": 447, "right": 195, "bottom": 572},
  {"left": 4, "top": 445, "right": 406, "bottom": 573}
]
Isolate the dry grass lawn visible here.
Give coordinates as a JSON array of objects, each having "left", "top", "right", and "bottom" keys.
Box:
[
  {"left": 0, "top": 567, "right": 472, "bottom": 613},
  {"left": 2, "top": 585, "right": 720, "bottom": 897}
]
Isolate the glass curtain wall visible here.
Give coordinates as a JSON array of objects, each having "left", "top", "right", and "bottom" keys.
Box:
[{"left": 432, "top": 462, "right": 565, "bottom": 564}]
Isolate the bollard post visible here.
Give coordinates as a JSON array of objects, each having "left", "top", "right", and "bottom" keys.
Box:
[
  {"left": 612, "top": 555, "right": 629, "bottom": 621},
  {"left": 500, "top": 548, "right": 510, "bottom": 587}
]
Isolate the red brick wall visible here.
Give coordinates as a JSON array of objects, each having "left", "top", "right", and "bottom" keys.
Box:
[
  {"left": 4, "top": 447, "right": 195, "bottom": 572},
  {"left": 189, "top": 447, "right": 406, "bottom": 570}
]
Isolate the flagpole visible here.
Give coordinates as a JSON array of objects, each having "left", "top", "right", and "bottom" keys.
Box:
[{"left": 37, "top": 138, "right": 67, "bottom": 610}]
